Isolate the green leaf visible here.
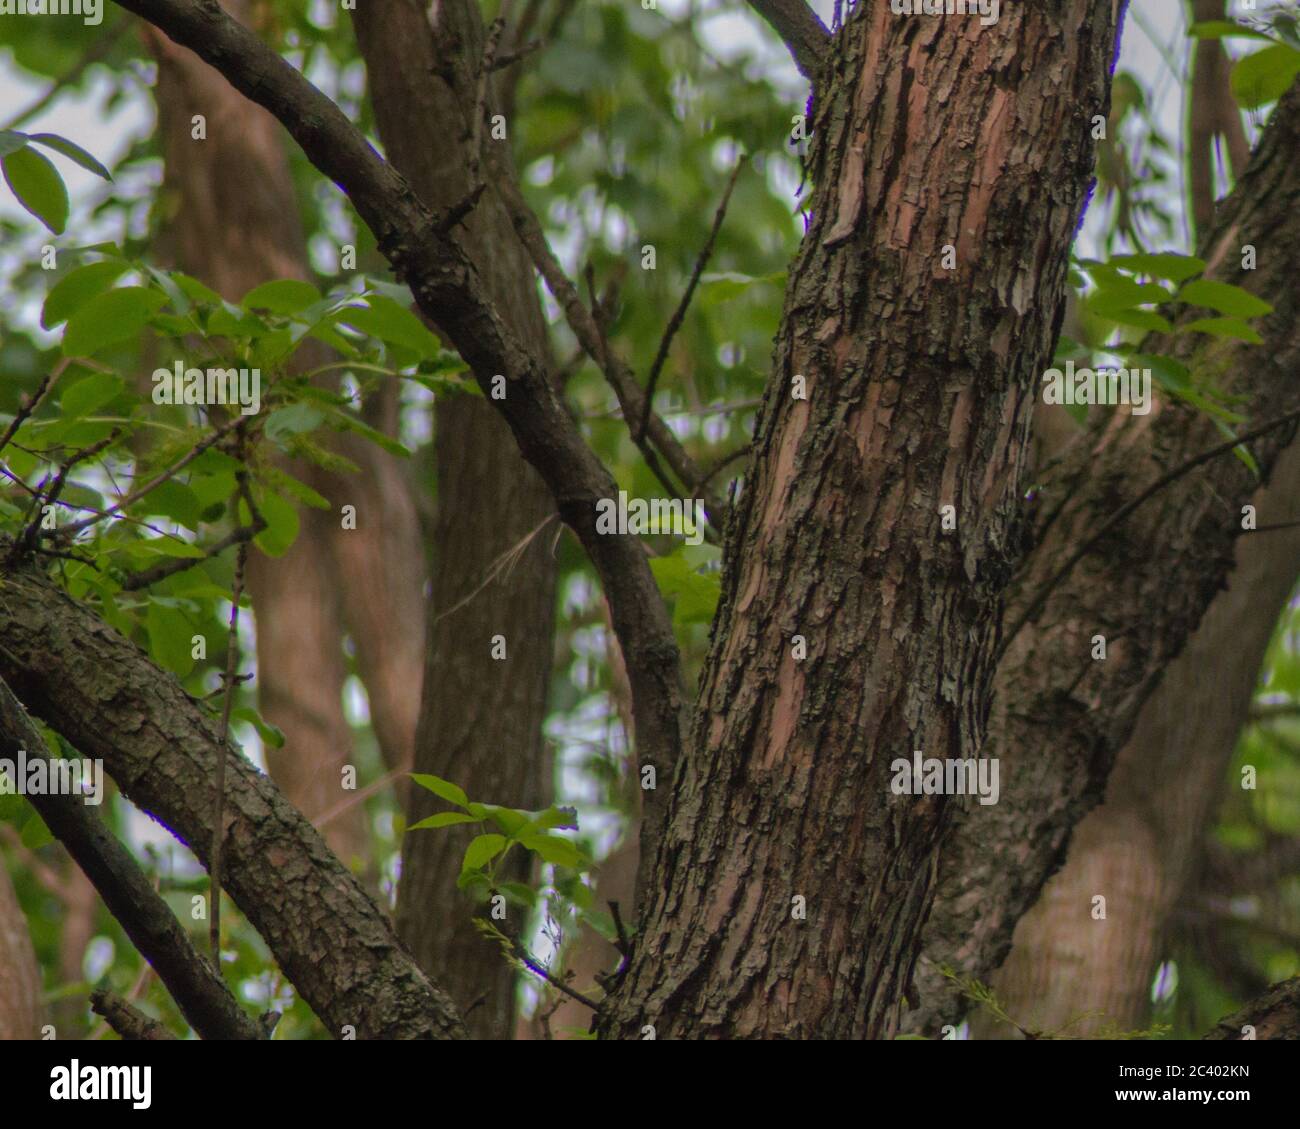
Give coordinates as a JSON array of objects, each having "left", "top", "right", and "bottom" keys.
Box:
[
  {"left": 143, "top": 265, "right": 192, "bottom": 316},
  {"left": 60, "top": 371, "right": 125, "bottom": 419},
  {"left": 1188, "top": 20, "right": 1277, "bottom": 43},
  {"left": 241, "top": 279, "right": 322, "bottom": 315},
  {"left": 146, "top": 600, "right": 195, "bottom": 677},
  {"left": 1127, "top": 352, "right": 1191, "bottom": 393},
  {"left": 409, "top": 811, "right": 483, "bottom": 830},
  {"left": 42, "top": 261, "right": 130, "bottom": 329},
  {"left": 1177, "top": 279, "right": 1273, "bottom": 319},
  {"left": 323, "top": 405, "right": 411, "bottom": 458},
  {"left": 461, "top": 833, "right": 508, "bottom": 874},
  {"left": 1105, "top": 252, "right": 1206, "bottom": 285},
  {"left": 2, "top": 144, "right": 69, "bottom": 234},
  {"left": 0, "top": 130, "right": 27, "bottom": 158},
  {"left": 1088, "top": 277, "right": 1173, "bottom": 314},
  {"left": 62, "top": 286, "right": 167, "bottom": 356},
  {"left": 257, "top": 464, "right": 331, "bottom": 510},
  {"left": 483, "top": 805, "right": 532, "bottom": 837},
  {"left": 337, "top": 295, "right": 441, "bottom": 358},
  {"left": 649, "top": 552, "right": 721, "bottom": 627},
  {"left": 1103, "top": 309, "right": 1173, "bottom": 333},
  {"left": 1230, "top": 43, "right": 1300, "bottom": 108},
  {"left": 249, "top": 489, "right": 299, "bottom": 558},
  {"left": 524, "top": 805, "right": 579, "bottom": 832},
  {"left": 264, "top": 404, "right": 325, "bottom": 446},
  {"left": 517, "top": 832, "right": 589, "bottom": 870},
  {"left": 410, "top": 773, "right": 468, "bottom": 808},
  {"left": 232, "top": 706, "right": 286, "bottom": 749},
  {"left": 27, "top": 133, "right": 113, "bottom": 181},
  {"left": 497, "top": 881, "right": 538, "bottom": 907},
  {"left": 1181, "top": 317, "right": 1264, "bottom": 344},
  {"left": 145, "top": 480, "right": 204, "bottom": 532},
  {"left": 173, "top": 273, "right": 223, "bottom": 307}
]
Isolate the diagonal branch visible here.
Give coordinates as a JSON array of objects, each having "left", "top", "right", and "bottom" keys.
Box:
[
  {"left": 0, "top": 561, "right": 467, "bottom": 1039},
  {"left": 90, "top": 988, "right": 177, "bottom": 1040},
  {"left": 0, "top": 676, "right": 263, "bottom": 1040},
  {"left": 490, "top": 170, "right": 726, "bottom": 523},
  {"left": 639, "top": 157, "right": 746, "bottom": 445},
  {"left": 111, "top": 0, "right": 686, "bottom": 828},
  {"left": 746, "top": 0, "right": 831, "bottom": 82}
]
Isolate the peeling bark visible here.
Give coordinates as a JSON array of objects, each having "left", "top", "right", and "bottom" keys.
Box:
[{"left": 601, "top": 1, "right": 1126, "bottom": 1039}]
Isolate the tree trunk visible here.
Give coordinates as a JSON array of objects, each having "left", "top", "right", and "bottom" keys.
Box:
[
  {"left": 353, "top": 0, "right": 558, "bottom": 1038},
  {"left": 910, "top": 80, "right": 1300, "bottom": 1032},
  {"left": 988, "top": 459, "right": 1300, "bottom": 1035},
  {"left": 146, "top": 11, "right": 371, "bottom": 871},
  {"left": 0, "top": 861, "right": 43, "bottom": 1039},
  {"left": 601, "top": 0, "right": 1126, "bottom": 1039}
]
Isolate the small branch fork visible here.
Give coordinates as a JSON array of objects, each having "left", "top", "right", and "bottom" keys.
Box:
[{"left": 492, "top": 162, "right": 737, "bottom": 525}]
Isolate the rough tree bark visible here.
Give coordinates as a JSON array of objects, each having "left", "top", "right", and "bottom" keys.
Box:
[
  {"left": 600, "top": 0, "right": 1126, "bottom": 1039},
  {"left": 0, "top": 860, "right": 43, "bottom": 1039},
  {"left": 352, "top": 0, "right": 559, "bottom": 1039},
  {"left": 910, "top": 79, "right": 1300, "bottom": 1033},
  {"left": 984, "top": 443, "right": 1300, "bottom": 1036},
  {"left": 1204, "top": 976, "right": 1300, "bottom": 1039},
  {"left": 0, "top": 562, "right": 465, "bottom": 1039}
]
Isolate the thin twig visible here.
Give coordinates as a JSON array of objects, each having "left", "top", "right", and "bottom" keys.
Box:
[
  {"left": 640, "top": 157, "right": 746, "bottom": 442},
  {"left": 432, "top": 512, "right": 559, "bottom": 625},
  {"left": 89, "top": 988, "right": 176, "bottom": 1041},
  {"left": 209, "top": 473, "right": 254, "bottom": 968},
  {"left": 512, "top": 940, "right": 600, "bottom": 1011},
  {"left": 57, "top": 414, "right": 246, "bottom": 539},
  {"left": 0, "top": 364, "right": 63, "bottom": 457},
  {"left": 1000, "top": 405, "right": 1300, "bottom": 659},
  {"left": 491, "top": 170, "right": 724, "bottom": 521},
  {"left": 10, "top": 429, "right": 120, "bottom": 562},
  {"left": 120, "top": 520, "right": 265, "bottom": 592}
]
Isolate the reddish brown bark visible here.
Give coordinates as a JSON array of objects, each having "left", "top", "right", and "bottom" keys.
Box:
[
  {"left": 601, "top": 1, "right": 1127, "bottom": 1038},
  {"left": 0, "top": 861, "right": 43, "bottom": 1039},
  {"left": 911, "top": 81, "right": 1300, "bottom": 1032}
]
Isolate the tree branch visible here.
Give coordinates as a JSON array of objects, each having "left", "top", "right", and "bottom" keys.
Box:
[
  {"left": 1204, "top": 977, "right": 1300, "bottom": 1039},
  {"left": 111, "top": 0, "right": 685, "bottom": 836},
  {"left": 0, "top": 676, "right": 263, "bottom": 1040},
  {"left": 90, "top": 988, "right": 177, "bottom": 1041},
  {"left": 746, "top": 0, "right": 831, "bottom": 82},
  {"left": 0, "top": 561, "right": 466, "bottom": 1039}
]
